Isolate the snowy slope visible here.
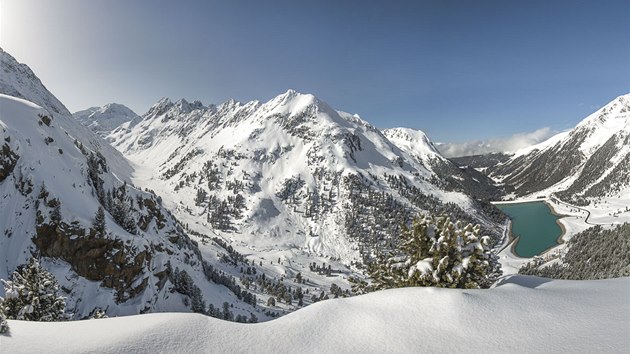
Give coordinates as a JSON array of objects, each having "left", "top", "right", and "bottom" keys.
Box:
[
  {"left": 491, "top": 93, "right": 630, "bottom": 206},
  {"left": 0, "top": 49, "right": 265, "bottom": 320},
  {"left": 108, "top": 90, "right": 506, "bottom": 280},
  {"left": 0, "top": 48, "right": 70, "bottom": 118},
  {"left": 2, "top": 275, "right": 629, "bottom": 353},
  {"left": 73, "top": 103, "right": 140, "bottom": 137},
  {"left": 382, "top": 127, "right": 441, "bottom": 158},
  {"left": 0, "top": 48, "right": 132, "bottom": 178}
]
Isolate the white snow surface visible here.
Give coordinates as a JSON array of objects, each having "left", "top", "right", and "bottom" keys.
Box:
[{"left": 2, "top": 275, "right": 629, "bottom": 353}]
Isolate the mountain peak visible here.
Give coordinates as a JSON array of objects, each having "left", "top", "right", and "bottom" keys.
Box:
[
  {"left": 263, "top": 89, "right": 324, "bottom": 117},
  {"left": 0, "top": 48, "right": 72, "bottom": 117},
  {"left": 383, "top": 127, "right": 440, "bottom": 156},
  {"left": 570, "top": 92, "right": 630, "bottom": 154},
  {"left": 145, "top": 97, "right": 174, "bottom": 117},
  {"left": 282, "top": 88, "right": 299, "bottom": 97},
  {"left": 276, "top": 89, "right": 316, "bottom": 103},
  {"left": 157, "top": 97, "right": 172, "bottom": 105},
  {"left": 73, "top": 102, "right": 139, "bottom": 136},
  {"left": 219, "top": 98, "right": 241, "bottom": 110},
  {"left": 99, "top": 103, "right": 138, "bottom": 116}
]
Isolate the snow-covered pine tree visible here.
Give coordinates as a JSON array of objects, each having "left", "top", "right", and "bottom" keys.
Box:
[
  {"left": 367, "top": 215, "right": 501, "bottom": 290},
  {"left": 172, "top": 268, "right": 206, "bottom": 313},
  {"left": 112, "top": 195, "right": 137, "bottom": 235},
  {"left": 88, "top": 307, "right": 108, "bottom": 319},
  {"left": 0, "top": 307, "right": 8, "bottom": 334},
  {"left": 0, "top": 258, "right": 67, "bottom": 321},
  {"left": 91, "top": 206, "right": 106, "bottom": 237}
]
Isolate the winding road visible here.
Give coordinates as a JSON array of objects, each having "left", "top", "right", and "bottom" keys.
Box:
[{"left": 549, "top": 194, "right": 594, "bottom": 225}]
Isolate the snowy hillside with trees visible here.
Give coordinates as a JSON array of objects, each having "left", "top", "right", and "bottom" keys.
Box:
[
  {"left": 107, "top": 89, "right": 506, "bottom": 283},
  {"left": 0, "top": 48, "right": 272, "bottom": 320}
]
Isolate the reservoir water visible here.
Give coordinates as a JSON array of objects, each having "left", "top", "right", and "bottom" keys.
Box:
[{"left": 495, "top": 201, "right": 563, "bottom": 258}]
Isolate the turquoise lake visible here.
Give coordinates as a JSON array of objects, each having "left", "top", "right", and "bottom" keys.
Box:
[{"left": 495, "top": 201, "right": 563, "bottom": 258}]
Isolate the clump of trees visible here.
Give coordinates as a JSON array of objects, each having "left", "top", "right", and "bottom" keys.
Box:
[
  {"left": 519, "top": 223, "right": 630, "bottom": 279},
  {"left": 0, "top": 258, "right": 67, "bottom": 329},
  {"left": 353, "top": 215, "right": 501, "bottom": 292},
  {"left": 172, "top": 267, "right": 206, "bottom": 314}
]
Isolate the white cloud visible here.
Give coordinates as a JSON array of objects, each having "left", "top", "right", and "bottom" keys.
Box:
[{"left": 436, "top": 127, "right": 556, "bottom": 158}]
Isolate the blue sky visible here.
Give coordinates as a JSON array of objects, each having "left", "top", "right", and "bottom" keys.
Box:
[{"left": 2, "top": 0, "right": 629, "bottom": 143}]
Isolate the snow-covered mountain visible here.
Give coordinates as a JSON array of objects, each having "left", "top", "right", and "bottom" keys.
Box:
[
  {"left": 73, "top": 103, "right": 139, "bottom": 137},
  {"left": 490, "top": 93, "right": 630, "bottom": 205},
  {"left": 108, "top": 89, "right": 506, "bottom": 275},
  {"left": 0, "top": 48, "right": 264, "bottom": 319}
]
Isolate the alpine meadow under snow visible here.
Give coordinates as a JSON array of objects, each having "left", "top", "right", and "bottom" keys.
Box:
[{"left": 0, "top": 39, "right": 629, "bottom": 354}]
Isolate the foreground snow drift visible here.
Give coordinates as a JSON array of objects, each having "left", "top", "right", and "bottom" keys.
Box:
[{"left": 2, "top": 275, "right": 628, "bottom": 353}]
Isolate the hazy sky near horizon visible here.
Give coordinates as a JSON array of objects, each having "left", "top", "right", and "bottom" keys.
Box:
[{"left": 1, "top": 0, "right": 629, "bottom": 143}]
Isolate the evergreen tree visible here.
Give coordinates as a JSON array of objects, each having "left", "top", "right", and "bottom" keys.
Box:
[
  {"left": 222, "top": 302, "right": 233, "bottom": 321},
  {"left": 91, "top": 206, "right": 106, "bottom": 237},
  {"left": 112, "top": 196, "right": 137, "bottom": 235},
  {"left": 366, "top": 215, "right": 501, "bottom": 290},
  {"left": 172, "top": 268, "right": 206, "bottom": 314},
  {"left": 0, "top": 308, "right": 8, "bottom": 334},
  {"left": 0, "top": 258, "right": 66, "bottom": 321},
  {"left": 50, "top": 200, "right": 62, "bottom": 225},
  {"left": 89, "top": 307, "right": 108, "bottom": 319},
  {"left": 105, "top": 190, "right": 113, "bottom": 211},
  {"left": 38, "top": 182, "right": 49, "bottom": 200}
]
